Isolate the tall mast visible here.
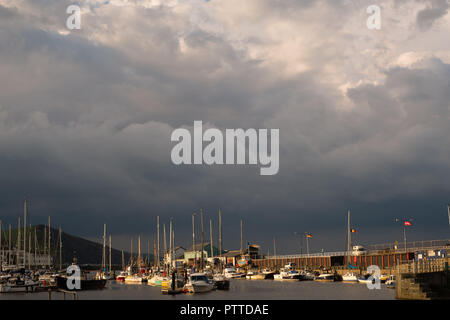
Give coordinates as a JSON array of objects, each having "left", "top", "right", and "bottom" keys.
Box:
[
  {"left": 102, "top": 224, "right": 106, "bottom": 272},
  {"left": 138, "top": 235, "right": 141, "bottom": 269},
  {"left": 209, "top": 218, "right": 213, "bottom": 258},
  {"left": 169, "top": 219, "right": 172, "bottom": 268},
  {"left": 34, "top": 228, "right": 37, "bottom": 270},
  {"left": 59, "top": 226, "right": 62, "bottom": 270},
  {"left": 23, "top": 200, "right": 27, "bottom": 269},
  {"left": 44, "top": 224, "right": 47, "bottom": 258},
  {"left": 48, "top": 216, "right": 51, "bottom": 268},
  {"left": 157, "top": 216, "right": 160, "bottom": 268},
  {"left": 153, "top": 239, "right": 156, "bottom": 267},
  {"left": 200, "top": 209, "right": 204, "bottom": 270},
  {"left": 347, "top": 209, "right": 351, "bottom": 256},
  {"left": 130, "top": 238, "right": 133, "bottom": 265},
  {"left": 218, "top": 209, "right": 222, "bottom": 257},
  {"left": 121, "top": 249, "right": 124, "bottom": 270},
  {"left": 17, "top": 217, "right": 21, "bottom": 267},
  {"left": 8, "top": 224, "right": 11, "bottom": 265},
  {"left": 240, "top": 219, "right": 243, "bottom": 255},
  {"left": 163, "top": 224, "right": 167, "bottom": 258},
  {"left": 171, "top": 219, "right": 175, "bottom": 267},
  {"left": 28, "top": 225, "right": 31, "bottom": 270},
  {"left": 192, "top": 213, "right": 196, "bottom": 269},
  {"left": 273, "top": 237, "right": 277, "bottom": 270},
  {"left": 109, "top": 235, "right": 112, "bottom": 273}
]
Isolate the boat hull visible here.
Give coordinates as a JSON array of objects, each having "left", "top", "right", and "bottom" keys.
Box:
[
  {"left": 314, "top": 274, "right": 335, "bottom": 282},
  {"left": 56, "top": 276, "right": 107, "bottom": 291},
  {"left": 185, "top": 282, "right": 214, "bottom": 293},
  {"left": 214, "top": 280, "right": 230, "bottom": 290}
]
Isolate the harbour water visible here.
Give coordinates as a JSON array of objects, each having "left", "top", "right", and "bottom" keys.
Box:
[{"left": 0, "top": 279, "right": 395, "bottom": 300}]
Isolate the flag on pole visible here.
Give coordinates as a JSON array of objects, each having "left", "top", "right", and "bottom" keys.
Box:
[
  {"left": 404, "top": 220, "right": 412, "bottom": 226},
  {"left": 350, "top": 228, "right": 357, "bottom": 233}
]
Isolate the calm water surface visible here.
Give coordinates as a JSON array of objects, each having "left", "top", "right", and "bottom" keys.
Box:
[{"left": 0, "top": 279, "right": 395, "bottom": 300}]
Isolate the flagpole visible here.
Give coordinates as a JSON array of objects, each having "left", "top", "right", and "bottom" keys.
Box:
[
  {"left": 305, "top": 233, "right": 310, "bottom": 255},
  {"left": 404, "top": 225, "right": 407, "bottom": 257}
]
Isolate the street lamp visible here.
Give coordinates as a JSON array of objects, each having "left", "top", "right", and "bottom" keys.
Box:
[{"left": 192, "top": 212, "right": 196, "bottom": 270}]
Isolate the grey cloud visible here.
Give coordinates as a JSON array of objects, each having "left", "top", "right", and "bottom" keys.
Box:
[
  {"left": 416, "top": 0, "right": 449, "bottom": 30},
  {"left": 0, "top": 1, "right": 449, "bottom": 253}
]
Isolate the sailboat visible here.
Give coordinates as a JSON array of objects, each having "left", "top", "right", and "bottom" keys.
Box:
[
  {"left": 56, "top": 256, "right": 107, "bottom": 291},
  {"left": 97, "top": 225, "right": 113, "bottom": 280},
  {"left": 125, "top": 236, "right": 144, "bottom": 283}
]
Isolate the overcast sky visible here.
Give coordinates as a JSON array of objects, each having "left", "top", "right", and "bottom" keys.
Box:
[{"left": 0, "top": 0, "right": 449, "bottom": 254}]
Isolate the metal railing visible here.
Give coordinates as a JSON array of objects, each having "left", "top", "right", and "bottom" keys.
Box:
[
  {"left": 260, "top": 239, "right": 450, "bottom": 260},
  {"left": 366, "top": 239, "right": 450, "bottom": 252}
]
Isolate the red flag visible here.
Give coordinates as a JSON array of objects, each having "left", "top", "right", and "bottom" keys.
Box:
[{"left": 404, "top": 220, "right": 412, "bottom": 226}]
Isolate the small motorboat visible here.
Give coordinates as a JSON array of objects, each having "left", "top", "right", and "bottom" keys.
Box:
[
  {"left": 56, "top": 257, "right": 107, "bottom": 291},
  {"left": 224, "top": 267, "right": 245, "bottom": 279},
  {"left": 380, "top": 274, "right": 389, "bottom": 283},
  {"left": 357, "top": 274, "right": 376, "bottom": 284},
  {"left": 385, "top": 275, "right": 396, "bottom": 288},
  {"left": 261, "top": 269, "right": 276, "bottom": 279},
  {"left": 299, "top": 270, "right": 315, "bottom": 281},
  {"left": 213, "top": 274, "right": 230, "bottom": 290},
  {"left": 56, "top": 275, "right": 107, "bottom": 291},
  {"left": 116, "top": 271, "right": 128, "bottom": 281},
  {"left": 124, "top": 274, "right": 144, "bottom": 284},
  {"left": 183, "top": 273, "right": 214, "bottom": 294},
  {"left": 274, "top": 269, "right": 301, "bottom": 281},
  {"left": 148, "top": 274, "right": 168, "bottom": 286},
  {"left": 342, "top": 272, "right": 359, "bottom": 282}
]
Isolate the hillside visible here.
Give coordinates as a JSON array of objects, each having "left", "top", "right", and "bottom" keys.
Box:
[{"left": 1, "top": 225, "right": 150, "bottom": 266}]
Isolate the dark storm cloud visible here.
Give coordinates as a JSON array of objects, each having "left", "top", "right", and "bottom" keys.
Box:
[
  {"left": 0, "top": 0, "right": 449, "bottom": 252},
  {"left": 416, "top": 0, "right": 449, "bottom": 30}
]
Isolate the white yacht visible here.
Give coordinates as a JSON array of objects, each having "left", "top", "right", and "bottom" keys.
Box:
[
  {"left": 124, "top": 274, "right": 144, "bottom": 283},
  {"left": 342, "top": 272, "right": 359, "bottom": 282},
  {"left": 299, "top": 270, "right": 315, "bottom": 280},
  {"left": 386, "top": 275, "right": 396, "bottom": 288},
  {"left": 224, "top": 267, "right": 245, "bottom": 279},
  {"left": 274, "top": 269, "right": 301, "bottom": 281},
  {"left": 183, "top": 273, "right": 214, "bottom": 293}
]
